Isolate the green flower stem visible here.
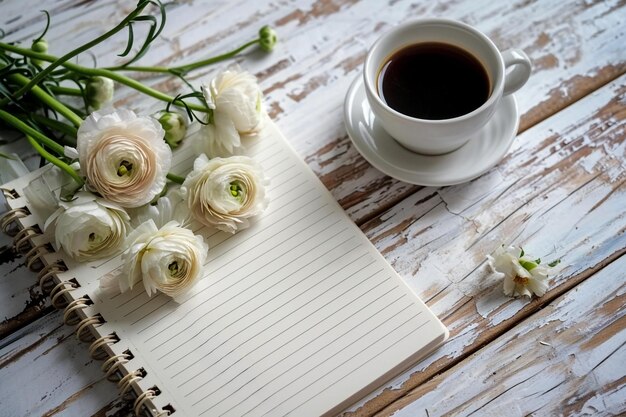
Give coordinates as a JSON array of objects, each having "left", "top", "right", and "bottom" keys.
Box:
[
  {"left": 48, "top": 85, "right": 83, "bottom": 97},
  {"left": 166, "top": 172, "right": 185, "bottom": 184},
  {"left": 0, "top": 1, "right": 149, "bottom": 107},
  {"left": 8, "top": 73, "right": 83, "bottom": 127},
  {"left": 0, "top": 109, "right": 65, "bottom": 155},
  {"left": 106, "top": 39, "right": 261, "bottom": 75},
  {"left": 25, "top": 135, "right": 84, "bottom": 186},
  {"left": 30, "top": 113, "right": 78, "bottom": 140},
  {"left": 0, "top": 43, "right": 208, "bottom": 113}
]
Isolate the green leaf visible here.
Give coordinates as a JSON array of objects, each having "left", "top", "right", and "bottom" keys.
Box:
[
  {"left": 519, "top": 260, "right": 537, "bottom": 271},
  {"left": 0, "top": 151, "right": 16, "bottom": 160},
  {"left": 548, "top": 259, "right": 561, "bottom": 268},
  {"left": 534, "top": 258, "right": 541, "bottom": 264},
  {"left": 118, "top": 22, "right": 135, "bottom": 57},
  {"left": 166, "top": 91, "right": 209, "bottom": 125},
  {"left": 119, "top": 1, "right": 166, "bottom": 66},
  {"left": 33, "top": 10, "right": 51, "bottom": 44},
  {"left": 519, "top": 248, "right": 525, "bottom": 257}
]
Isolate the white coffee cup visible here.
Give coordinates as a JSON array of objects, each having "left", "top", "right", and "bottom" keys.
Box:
[{"left": 363, "top": 18, "right": 531, "bottom": 155}]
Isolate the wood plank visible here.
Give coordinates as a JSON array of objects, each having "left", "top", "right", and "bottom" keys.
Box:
[
  {"left": 4, "top": 0, "right": 623, "bottom": 225},
  {"left": 0, "top": 311, "right": 122, "bottom": 417},
  {"left": 1, "top": 0, "right": 624, "bottom": 332},
  {"left": 375, "top": 255, "right": 626, "bottom": 417},
  {"left": 340, "top": 74, "right": 626, "bottom": 416},
  {"left": 0, "top": 1, "right": 624, "bottom": 416},
  {"left": 2, "top": 61, "right": 623, "bottom": 417}
]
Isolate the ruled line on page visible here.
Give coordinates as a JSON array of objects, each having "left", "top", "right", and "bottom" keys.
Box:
[
  {"left": 176, "top": 253, "right": 377, "bottom": 388},
  {"left": 154, "top": 227, "right": 351, "bottom": 359},
  {"left": 144, "top": 212, "right": 341, "bottom": 349},
  {"left": 237, "top": 310, "right": 422, "bottom": 417},
  {"left": 184, "top": 270, "right": 397, "bottom": 402},
  {"left": 200, "top": 293, "right": 412, "bottom": 416},
  {"left": 279, "top": 319, "right": 432, "bottom": 417},
  {"left": 159, "top": 222, "right": 350, "bottom": 366},
  {"left": 133, "top": 200, "right": 330, "bottom": 335},
  {"left": 130, "top": 296, "right": 172, "bottom": 326},
  {"left": 123, "top": 292, "right": 167, "bottom": 318},
  {"left": 155, "top": 228, "right": 353, "bottom": 364},
  {"left": 170, "top": 245, "right": 369, "bottom": 380},
  {"left": 134, "top": 194, "right": 330, "bottom": 337}
]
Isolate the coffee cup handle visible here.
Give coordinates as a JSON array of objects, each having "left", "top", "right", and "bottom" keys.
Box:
[{"left": 502, "top": 49, "right": 531, "bottom": 96}]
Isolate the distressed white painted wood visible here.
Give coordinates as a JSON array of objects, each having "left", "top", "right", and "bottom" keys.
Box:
[
  {"left": 0, "top": 0, "right": 624, "bottom": 416},
  {"left": 344, "top": 75, "right": 626, "bottom": 416},
  {"left": 376, "top": 255, "right": 626, "bottom": 417}
]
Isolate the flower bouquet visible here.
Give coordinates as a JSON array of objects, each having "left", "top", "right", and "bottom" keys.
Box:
[{"left": 0, "top": 0, "right": 277, "bottom": 301}]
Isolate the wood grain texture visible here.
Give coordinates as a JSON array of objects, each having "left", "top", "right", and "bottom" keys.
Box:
[
  {"left": 374, "top": 255, "right": 626, "bottom": 417},
  {"left": 1, "top": 0, "right": 625, "bottom": 331},
  {"left": 0, "top": 311, "right": 122, "bottom": 417},
  {"left": 0, "top": 0, "right": 624, "bottom": 416},
  {"left": 343, "top": 74, "right": 626, "bottom": 416}
]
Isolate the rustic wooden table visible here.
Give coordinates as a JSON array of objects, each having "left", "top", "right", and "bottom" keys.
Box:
[{"left": 1, "top": 1, "right": 624, "bottom": 416}]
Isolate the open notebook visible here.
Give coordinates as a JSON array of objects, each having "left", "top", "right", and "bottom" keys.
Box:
[{"left": 1, "top": 119, "right": 448, "bottom": 417}]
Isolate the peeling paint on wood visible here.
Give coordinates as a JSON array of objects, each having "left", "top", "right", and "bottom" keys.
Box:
[
  {"left": 375, "top": 256, "right": 626, "bottom": 417},
  {"left": 0, "top": 0, "right": 624, "bottom": 416}
]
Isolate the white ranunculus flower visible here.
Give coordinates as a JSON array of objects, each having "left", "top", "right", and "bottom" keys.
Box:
[
  {"left": 119, "top": 220, "right": 208, "bottom": 300},
  {"left": 487, "top": 245, "right": 557, "bottom": 298},
  {"left": 125, "top": 191, "right": 189, "bottom": 229},
  {"left": 44, "top": 192, "right": 131, "bottom": 262},
  {"left": 180, "top": 154, "right": 269, "bottom": 233},
  {"left": 76, "top": 108, "right": 172, "bottom": 208},
  {"left": 199, "top": 68, "right": 263, "bottom": 157}
]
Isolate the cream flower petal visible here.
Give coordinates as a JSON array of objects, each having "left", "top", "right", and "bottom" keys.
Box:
[
  {"left": 116, "top": 220, "right": 208, "bottom": 301},
  {"left": 181, "top": 155, "right": 269, "bottom": 233},
  {"left": 45, "top": 191, "right": 131, "bottom": 262},
  {"left": 77, "top": 108, "right": 172, "bottom": 208},
  {"left": 199, "top": 68, "right": 263, "bottom": 157},
  {"left": 487, "top": 245, "right": 557, "bottom": 298}
]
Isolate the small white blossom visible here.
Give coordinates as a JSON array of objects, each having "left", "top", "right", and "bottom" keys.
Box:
[
  {"left": 118, "top": 220, "right": 208, "bottom": 301},
  {"left": 45, "top": 192, "right": 131, "bottom": 262},
  {"left": 487, "top": 245, "right": 558, "bottom": 298},
  {"left": 180, "top": 154, "right": 269, "bottom": 233},
  {"left": 199, "top": 68, "right": 263, "bottom": 157},
  {"left": 76, "top": 108, "right": 172, "bottom": 208}
]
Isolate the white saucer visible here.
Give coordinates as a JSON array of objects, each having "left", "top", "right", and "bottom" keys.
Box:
[{"left": 343, "top": 76, "right": 519, "bottom": 186}]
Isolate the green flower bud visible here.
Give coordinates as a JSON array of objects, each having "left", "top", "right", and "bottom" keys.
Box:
[
  {"left": 85, "top": 76, "right": 114, "bottom": 110},
  {"left": 259, "top": 25, "right": 277, "bottom": 52},
  {"left": 158, "top": 111, "right": 188, "bottom": 148},
  {"left": 31, "top": 38, "right": 48, "bottom": 53},
  {"left": 31, "top": 39, "right": 48, "bottom": 66}
]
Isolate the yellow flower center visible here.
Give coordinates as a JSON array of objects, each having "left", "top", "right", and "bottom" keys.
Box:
[
  {"left": 513, "top": 275, "right": 529, "bottom": 285},
  {"left": 117, "top": 160, "right": 133, "bottom": 176},
  {"left": 229, "top": 182, "right": 243, "bottom": 199},
  {"left": 168, "top": 260, "right": 179, "bottom": 276}
]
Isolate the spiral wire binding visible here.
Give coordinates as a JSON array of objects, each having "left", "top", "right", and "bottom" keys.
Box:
[
  {"left": 1, "top": 187, "right": 174, "bottom": 417},
  {"left": 134, "top": 389, "right": 157, "bottom": 416},
  {"left": 102, "top": 353, "right": 131, "bottom": 382},
  {"left": 76, "top": 315, "right": 103, "bottom": 343},
  {"left": 13, "top": 225, "right": 40, "bottom": 253},
  {"left": 1, "top": 187, "right": 18, "bottom": 199},
  {"left": 118, "top": 368, "right": 145, "bottom": 396},
  {"left": 0, "top": 206, "right": 29, "bottom": 235},
  {"left": 50, "top": 281, "right": 77, "bottom": 309},
  {"left": 38, "top": 260, "right": 68, "bottom": 293}
]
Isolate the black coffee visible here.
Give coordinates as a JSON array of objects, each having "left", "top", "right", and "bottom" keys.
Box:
[{"left": 377, "top": 42, "right": 490, "bottom": 120}]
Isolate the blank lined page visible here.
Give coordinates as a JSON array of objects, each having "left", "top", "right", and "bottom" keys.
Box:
[{"left": 76, "top": 120, "right": 446, "bottom": 416}]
